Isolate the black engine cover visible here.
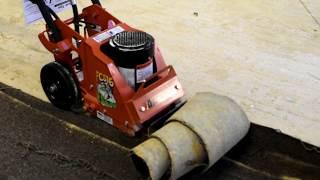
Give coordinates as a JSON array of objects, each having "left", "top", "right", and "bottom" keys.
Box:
[{"left": 101, "top": 31, "right": 155, "bottom": 68}]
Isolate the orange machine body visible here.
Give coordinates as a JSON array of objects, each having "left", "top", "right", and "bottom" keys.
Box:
[{"left": 38, "top": 5, "right": 184, "bottom": 135}]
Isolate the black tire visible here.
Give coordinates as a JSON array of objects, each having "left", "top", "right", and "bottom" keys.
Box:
[{"left": 40, "top": 62, "right": 79, "bottom": 110}]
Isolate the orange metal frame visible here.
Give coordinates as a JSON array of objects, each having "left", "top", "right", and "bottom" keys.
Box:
[{"left": 38, "top": 5, "right": 184, "bottom": 135}]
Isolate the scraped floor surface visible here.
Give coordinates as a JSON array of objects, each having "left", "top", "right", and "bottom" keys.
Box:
[{"left": 0, "top": 0, "right": 319, "bottom": 147}]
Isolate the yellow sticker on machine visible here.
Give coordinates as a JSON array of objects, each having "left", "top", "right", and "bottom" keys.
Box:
[{"left": 96, "top": 71, "right": 116, "bottom": 108}]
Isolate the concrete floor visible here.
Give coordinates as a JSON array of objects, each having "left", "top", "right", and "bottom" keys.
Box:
[{"left": 0, "top": 0, "right": 319, "bottom": 147}]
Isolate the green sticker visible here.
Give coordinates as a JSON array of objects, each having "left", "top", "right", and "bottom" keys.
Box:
[{"left": 97, "top": 82, "right": 116, "bottom": 108}]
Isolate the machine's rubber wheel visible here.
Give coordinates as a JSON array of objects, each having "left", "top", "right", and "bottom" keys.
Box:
[{"left": 40, "top": 62, "right": 79, "bottom": 110}]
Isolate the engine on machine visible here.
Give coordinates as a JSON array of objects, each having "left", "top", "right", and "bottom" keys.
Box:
[{"left": 101, "top": 31, "right": 156, "bottom": 90}]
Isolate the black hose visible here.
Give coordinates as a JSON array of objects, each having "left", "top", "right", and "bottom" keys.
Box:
[
  {"left": 48, "top": 7, "right": 59, "bottom": 20},
  {"left": 30, "top": 0, "right": 62, "bottom": 42},
  {"left": 72, "top": 4, "right": 80, "bottom": 33},
  {"left": 91, "top": 0, "right": 101, "bottom": 6}
]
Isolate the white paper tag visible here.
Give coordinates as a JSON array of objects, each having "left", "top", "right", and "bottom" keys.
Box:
[
  {"left": 93, "top": 26, "right": 125, "bottom": 43},
  {"left": 97, "top": 111, "right": 113, "bottom": 125},
  {"left": 23, "top": 0, "right": 71, "bottom": 24}
]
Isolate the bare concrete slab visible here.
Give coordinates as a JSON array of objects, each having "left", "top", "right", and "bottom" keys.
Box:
[{"left": 0, "top": 1, "right": 319, "bottom": 147}]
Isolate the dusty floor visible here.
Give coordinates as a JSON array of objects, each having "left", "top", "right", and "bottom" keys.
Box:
[{"left": 0, "top": 0, "right": 319, "bottom": 147}]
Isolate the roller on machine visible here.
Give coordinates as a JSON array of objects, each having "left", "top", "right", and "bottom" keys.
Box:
[{"left": 28, "top": 0, "right": 250, "bottom": 179}]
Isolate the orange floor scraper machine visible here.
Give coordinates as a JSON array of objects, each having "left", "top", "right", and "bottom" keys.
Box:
[
  {"left": 29, "top": 1, "right": 251, "bottom": 179},
  {"left": 30, "top": 0, "right": 184, "bottom": 136}
]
